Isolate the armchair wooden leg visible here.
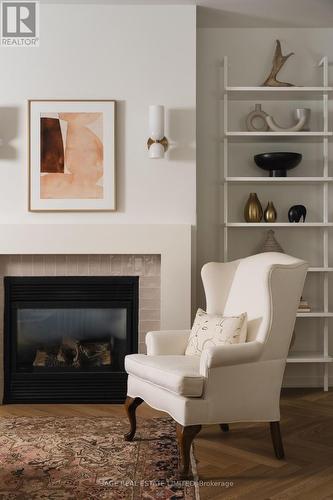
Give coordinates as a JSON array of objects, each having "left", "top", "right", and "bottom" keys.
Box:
[
  {"left": 124, "top": 396, "right": 143, "bottom": 441},
  {"left": 219, "top": 424, "right": 229, "bottom": 432},
  {"left": 270, "top": 421, "right": 285, "bottom": 459},
  {"left": 176, "top": 423, "right": 202, "bottom": 478}
]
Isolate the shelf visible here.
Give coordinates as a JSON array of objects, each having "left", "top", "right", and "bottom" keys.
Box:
[
  {"left": 225, "top": 131, "right": 333, "bottom": 142},
  {"left": 225, "top": 86, "right": 333, "bottom": 100},
  {"left": 225, "top": 177, "right": 333, "bottom": 183},
  {"left": 225, "top": 131, "right": 332, "bottom": 137},
  {"left": 225, "top": 223, "right": 333, "bottom": 227},
  {"left": 296, "top": 311, "right": 333, "bottom": 317},
  {"left": 287, "top": 352, "right": 333, "bottom": 363},
  {"left": 308, "top": 267, "right": 333, "bottom": 272},
  {"left": 227, "top": 132, "right": 333, "bottom": 137}
]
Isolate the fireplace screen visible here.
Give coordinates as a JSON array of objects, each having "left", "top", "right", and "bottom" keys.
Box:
[
  {"left": 4, "top": 276, "right": 138, "bottom": 403},
  {"left": 17, "top": 308, "right": 127, "bottom": 372}
]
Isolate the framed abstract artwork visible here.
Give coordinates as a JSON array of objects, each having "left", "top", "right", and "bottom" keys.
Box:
[{"left": 28, "top": 100, "right": 116, "bottom": 211}]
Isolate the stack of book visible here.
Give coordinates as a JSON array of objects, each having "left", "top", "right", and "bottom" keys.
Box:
[{"left": 298, "top": 298, "right": 311, "bottom": 313}]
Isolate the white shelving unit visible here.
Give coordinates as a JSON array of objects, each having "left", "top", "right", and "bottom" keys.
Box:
[{"left": 223, "top": 56, "right": 332, "bottom": 391}]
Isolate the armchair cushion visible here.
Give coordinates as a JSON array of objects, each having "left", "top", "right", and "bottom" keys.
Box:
[
  {"left": 125, "top": 354, "right": 204, "bottom": 397},
  {"left": 185, "top": 308, "right": 247, "bottom": 356}
]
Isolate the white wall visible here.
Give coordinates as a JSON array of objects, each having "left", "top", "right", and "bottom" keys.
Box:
[
  {"left": 0, "top": 4, "right": 196, "bottom": 224},
  {"left": 197, "top": 28, "right": 333, "bottom": 387}
]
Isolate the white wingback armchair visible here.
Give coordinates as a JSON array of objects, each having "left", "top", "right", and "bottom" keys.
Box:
[{"left": 124, "top": 252, "right": 308, "bottom": 477}]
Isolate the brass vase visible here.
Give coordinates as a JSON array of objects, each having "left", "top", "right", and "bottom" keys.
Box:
[
  {"left": 264, "top": 201, "right": 277, "bottom": 222},
  {"left": 244, "top": 193, "right": 263, "bottom": 222}
]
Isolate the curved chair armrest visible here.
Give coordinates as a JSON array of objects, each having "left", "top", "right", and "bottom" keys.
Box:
[
  {"left": 200, "top": 341, "right": 264, "bottom": 375},
  {"left": 145, "top": 330, "right": 191, "bottom": 355}
]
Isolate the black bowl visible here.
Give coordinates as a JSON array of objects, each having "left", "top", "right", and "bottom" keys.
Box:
[{"left": 254, "top": 152, "right": 302, "bottom": 177}]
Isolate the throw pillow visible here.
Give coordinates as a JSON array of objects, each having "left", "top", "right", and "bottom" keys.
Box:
[{"left": 185, "top": 308, "right": 247, "bottom": 356}]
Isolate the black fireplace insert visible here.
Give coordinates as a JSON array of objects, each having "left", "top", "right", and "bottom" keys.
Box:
[{"left": 4, "top": 276, "right": 138, "bottom": 403}]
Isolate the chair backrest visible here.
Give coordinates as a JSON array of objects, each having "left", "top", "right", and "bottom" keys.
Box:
[{"left": 201, "top": 252, "right": 308, "bottom": 361}]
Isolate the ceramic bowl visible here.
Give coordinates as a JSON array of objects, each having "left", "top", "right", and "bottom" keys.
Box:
[{"left": 254, "top": 152, "right": 302, "bottom": 177}]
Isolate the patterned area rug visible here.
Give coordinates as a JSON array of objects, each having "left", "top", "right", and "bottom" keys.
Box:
[{"left": 0, "top": 416, "right": 198, "bottom": 499}]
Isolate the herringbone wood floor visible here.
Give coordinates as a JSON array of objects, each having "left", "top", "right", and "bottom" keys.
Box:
[{"left": 1, "top": 389, "right": 332, "bottom": 499}]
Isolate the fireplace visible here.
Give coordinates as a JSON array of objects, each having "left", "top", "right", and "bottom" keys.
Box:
[{"left": 4, "top": 276, "right": 138, "bottom": 403}]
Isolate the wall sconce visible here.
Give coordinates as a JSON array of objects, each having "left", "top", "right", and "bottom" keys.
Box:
[{"left": 147, "top": 105, "right": 169, "bottom": 159}]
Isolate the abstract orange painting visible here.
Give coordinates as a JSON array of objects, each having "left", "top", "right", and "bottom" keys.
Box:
[{"left": 29, "top": 101, "right": 115, "bottom": 211}]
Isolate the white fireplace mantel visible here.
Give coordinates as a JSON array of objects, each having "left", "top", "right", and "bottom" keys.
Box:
[{"left": 0, "top": 224, "right": 192, "bottom": 330}]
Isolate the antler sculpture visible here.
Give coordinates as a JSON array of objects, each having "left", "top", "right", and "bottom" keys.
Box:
[{"left": 262, "top": 40, "right": 295, "bottom": 87}]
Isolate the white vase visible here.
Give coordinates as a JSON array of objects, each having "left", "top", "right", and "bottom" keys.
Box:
[
  {"left": 294, "top": 108, "right": 311, "bottom": 131},
  {"left": 246, "top": 104, "right": 269, "bottom": 132},
  {"left": 266, "top": 108, "right": 311, "bottom": 132}
]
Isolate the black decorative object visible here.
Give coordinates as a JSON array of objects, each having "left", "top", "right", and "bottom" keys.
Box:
[
  {"left": 254, "top": 152, "right": 302, "bottom": 177},
  {"left": 288, "top": 204, "right": 307, "bottom": 222}
]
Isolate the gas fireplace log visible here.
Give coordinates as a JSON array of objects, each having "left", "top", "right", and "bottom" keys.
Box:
[{"left": 33, "top": 339, "right": 112, "bottom": 368}]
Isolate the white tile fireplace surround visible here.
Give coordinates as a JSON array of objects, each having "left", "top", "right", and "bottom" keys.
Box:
[{"left": 0, "top": 224, "right": 192, "bottom": 403}]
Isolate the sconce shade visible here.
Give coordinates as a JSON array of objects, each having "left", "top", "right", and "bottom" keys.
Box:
[
  {"left": 149, "top": 105, "right": 164, "bottom": 140},
  {"left": 148, "top": 142, "right": 165, "bottom": 159}
]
